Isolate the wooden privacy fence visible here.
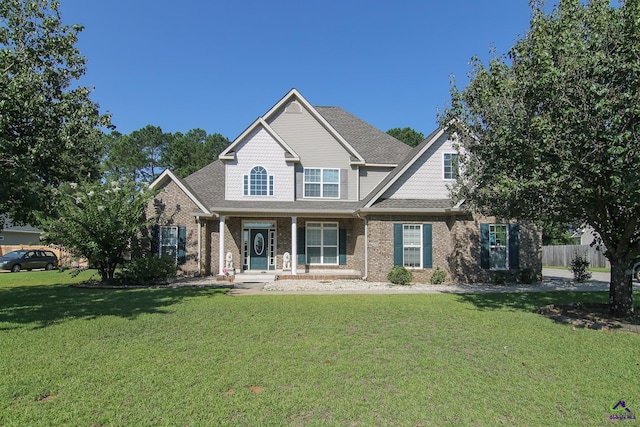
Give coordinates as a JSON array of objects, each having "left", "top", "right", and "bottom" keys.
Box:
[
  {"left": 542, "top": 244, "right": 610, "bottom": 268},
  {"left": 0, "top": 244, "right": 87, "bottom": 269}
]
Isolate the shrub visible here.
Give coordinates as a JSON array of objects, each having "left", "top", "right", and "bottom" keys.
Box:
[
  {"left": 569, "top": 254, "right": 592, "bottom": 282},
  {"left": 518, "top": 267, "right": 538, "bottom": 284},
  {"left": 115, "top": 256, "right": 177, "bottom": 286},
  {"left": 430, "top": 267, "right": 446, "bottom": 284},
  {"left": 387, "top": 266, "right": 413, "bottom": 285}
]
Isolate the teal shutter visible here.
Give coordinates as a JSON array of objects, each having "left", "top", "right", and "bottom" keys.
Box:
[
  {"left": 177, "top": 226, "right": 187, "bottom": 265},
  {"left": 422, "top": 224, "right": 432, "bottom": 268},
  {"left": 297, "top": 227, "right": 306, "bottom": 264},
  {"left": 480, "top": 224, "right": 490, "bottom": 269},
  {"left": 339, "top": 228, "right": 347, "bottom": 265},
  {"left": 393, "top": 223, "right": 403, "bottom": 266},
  {"left": 508, "top": 224, "right": 519, "bottom": 269},
  {"left": 150, "top": 225, "right": 159, "bottom": 256}
]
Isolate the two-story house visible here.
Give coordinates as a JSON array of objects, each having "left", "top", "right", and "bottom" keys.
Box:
[{"left": 148, "top": 89, "right": 541, "bottom": 283}]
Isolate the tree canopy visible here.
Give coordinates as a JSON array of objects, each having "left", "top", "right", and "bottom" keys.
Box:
[
  {"left": 102, "top": 126, "right": 229, "bottom": 181},
  {"left": 441, "top": 0, "right": 640, "bottom": 316},
  {"left": 386, "top": 127, "right": 425, "bottom": 147},
  {"left": 39, "top": 179, "right": 154, "bottom": 282},
  {"left": 0, "top": 0, "right": 111, "bottom": 228}
]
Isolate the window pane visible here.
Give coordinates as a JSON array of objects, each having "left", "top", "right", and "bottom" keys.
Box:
[
  {"left": 490, "top": 247, "right": 507, "bottom": 270},
  {"left": 323, "top": 228, "right": 337, "bottom": 245},
  {"left": 323, "top": 183, "right": 339, "bottom": 198},
  {"left": 444, "top": 153, "right": 458, "bottom": 180},
  {"left": 323, "top": 169, "right": 339, "bottom": 183},
  {"left": 305, "top": 183, "right": 320, "bottom": 197},
  {"left": 304, "top": 169, "right": 320, "bottom": 183},
  {"left": 307, "top": 247, "right": 321, "bottom": 264},
  {"left": 403, "top": 247, "right": 421, "bottom": 268},
  {"left": 250, "top": 166, "right": 267, "bottom": 195},
  {"left": 323, "top": 247, "right": 337, "bottom": 264},
  {"left": 403, "top": 225, "right": 421, "bottom": 246},
  {"left": 307, "top": 228, "right": 321, "bottom": 245}
]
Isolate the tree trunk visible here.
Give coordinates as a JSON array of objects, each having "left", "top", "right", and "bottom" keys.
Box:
[{"left": 609, "top": 258, "right": 634, "bottom": 317}]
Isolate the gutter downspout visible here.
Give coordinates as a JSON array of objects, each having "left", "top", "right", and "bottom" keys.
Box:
[
  {"left": 363, "top": 216, "right": 368, "bottom": 280},
  {"left": 197, "top": 217, "right": 202, "bottom": 277}
]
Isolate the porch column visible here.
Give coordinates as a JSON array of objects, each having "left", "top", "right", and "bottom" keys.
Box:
[
  {"left": 291, "top": 216, "right": 297, "bottom": 275},
  {"left": 218, "top": 215, "right": 225, "bottom": 276}
]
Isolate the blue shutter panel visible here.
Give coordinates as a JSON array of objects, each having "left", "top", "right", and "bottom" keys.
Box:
[
  {"left": 393, "top": 223, "right": 403, "bottom": 266},
  {"left": 422, "top": 224, "right": 432, "bottom": 268},
  {"left": 480, "top": 224, "right": 490, "bottom": 269},
  {"left": 508, "top": 224, "right": 520, "bottom": 269},
  {"left": 339, "top": 228, "right": 347, "bottom": 265},
  {"left": 297, "top": 227, "right": 306, "bottom": 264},
  {"left": 177, "top": 226, "right": 187, "bottom": 265},
  {"left": 243, "top": 175, "right": 248, "bottom": 196}
]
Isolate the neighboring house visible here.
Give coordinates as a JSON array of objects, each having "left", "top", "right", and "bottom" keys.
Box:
[
  {"left": 0, "top": 216, "right": 42, "bottom": 246},
  {"left": 148, "top": 89, "right": 541, "bottom": 282}
]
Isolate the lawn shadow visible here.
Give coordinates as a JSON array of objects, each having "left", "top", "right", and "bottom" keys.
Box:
[
  {"left": 0, "top": 283, "right": 228, "bottom": 330},
  {"left": 455, "top": 290, "right": 610, "bottom": 313}
]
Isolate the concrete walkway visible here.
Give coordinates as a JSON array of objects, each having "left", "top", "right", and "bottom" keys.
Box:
[{"left": 215, "top": 268, "right": 625, "bottom": 296}]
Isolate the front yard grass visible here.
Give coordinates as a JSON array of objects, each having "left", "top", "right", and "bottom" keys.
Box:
[{"left": 1, "top": 278, "right": 638, "bottom": 426}]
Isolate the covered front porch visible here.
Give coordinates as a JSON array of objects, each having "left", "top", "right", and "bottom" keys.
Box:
[{"left": 208, "top": 213, "right": 365, "bottom": 281}]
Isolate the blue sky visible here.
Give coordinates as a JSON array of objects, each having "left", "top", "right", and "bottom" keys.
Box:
[{"left": 59, "top": 0, "right": 539, "bottom": 140}]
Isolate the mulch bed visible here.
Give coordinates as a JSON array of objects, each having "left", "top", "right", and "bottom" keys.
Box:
[{"left": 538, "top": 302, "right": 640, "bottom": 333}]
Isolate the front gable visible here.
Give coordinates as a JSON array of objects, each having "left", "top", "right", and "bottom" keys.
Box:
[
  {"left": 223, "top": 121, "right": 297, "bottom": 201},
  {"left": 382, "top": 130, "right": 457, "bottom": 200}
]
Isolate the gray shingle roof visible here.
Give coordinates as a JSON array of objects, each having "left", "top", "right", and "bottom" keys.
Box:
[
  {"left": 183, "top": 160, "right": 225, "bottom": 209},
  {"left": 315, "top": 106, "right": 412, "bottom": 165},
  {"left": 366, "top": 198, "right": 454, "bottom": 210}
]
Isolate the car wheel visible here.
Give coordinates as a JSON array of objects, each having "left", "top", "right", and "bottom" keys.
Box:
[
  {"left": 11, "top": 264, "right": 20, "bottom": 273},
  {"left": 636, "top": 268, "right": 640, "bottom": 282},
  {"left": 45, "top": 263, "right": 54, "bottom": 271}
]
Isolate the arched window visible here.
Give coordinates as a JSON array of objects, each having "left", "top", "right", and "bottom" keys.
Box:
[{"left": 244, "top": 166, "right": 273, "bottom": 196}]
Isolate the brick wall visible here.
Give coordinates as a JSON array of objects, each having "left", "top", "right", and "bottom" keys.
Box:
[
  {"left": 147, "top": 180, "right": 201, "bottom": 276},
  {"left": 366, "top": 214, "right": 542, "bottom": 284}
]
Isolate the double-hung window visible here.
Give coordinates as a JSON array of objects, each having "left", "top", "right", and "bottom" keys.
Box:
[
  {"left": 443, "top": 153, "right": 459, "bottom": 180},
  {"left": 306, "top": 222, "right": 338, "bottom": 265},
  {"left": 393, "top": 223, "right": 432, "bottom": 269},
  {"left": 244, "top": 166, "right": 274, "bottom": 196},
  {"left": 480, "top": 223, "right": 519, "bottom": 270},
  {"left": 157, "top": 225, "right": 187, "bottom": 264},
  {"left": 304, "top": 168, "right": 339, "bottom": 198},
  {"left": 402, "top": 225, "right": 422, "bottom": 268}
]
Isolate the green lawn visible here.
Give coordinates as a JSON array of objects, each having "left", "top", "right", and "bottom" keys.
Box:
[{"left": 1, "top": 273, "right": 638, "bottom": 426}]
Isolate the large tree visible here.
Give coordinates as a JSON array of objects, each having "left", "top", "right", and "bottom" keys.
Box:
[
  {"left": 39, "top": 179, "right": 154, "bottom": 282},
  {"left": 162, "top": 129, "right": 228, "bottom": 177},
  {"left": 0, "top": 0, "right": 111, "bottom": 228},
  {"left": 387, "top": 127, "right": 425, "bottom": 147},
  {"left": 441, "top": 0, "right": 640, "bottom": 316}
]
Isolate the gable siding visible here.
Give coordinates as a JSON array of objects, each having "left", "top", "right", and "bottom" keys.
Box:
[
  {"left": 382, "top": 133, "right": 456, "bottom": 200},
  {"left": 359, "top": 167, "right": 394, "bottom": 200},
  {"left": 225, "top": 127, "right": 295, "bottom": 201},
  {"left": 268, "top": 103, "right": 357, "bottom": 200}
]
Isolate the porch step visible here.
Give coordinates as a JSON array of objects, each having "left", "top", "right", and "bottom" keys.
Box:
[{"left": 232, "top": 273, "right": 277, "bottom": 283}]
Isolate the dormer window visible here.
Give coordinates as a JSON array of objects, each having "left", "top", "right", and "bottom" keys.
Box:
[{"left": 244, "top": 166, "right": 274, "bottom": 196}]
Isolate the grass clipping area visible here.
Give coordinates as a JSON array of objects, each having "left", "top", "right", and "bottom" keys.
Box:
[{"left": 0, "top": 273, "right": 638, "bottom": 426}]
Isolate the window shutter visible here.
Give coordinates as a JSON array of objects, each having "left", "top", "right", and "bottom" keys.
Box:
[
  {"left": 393, "top": 223, "right": 403, "bottom": 266},
  {"left": 339, "top": 228, "right": 347, "bottom": 265},
  {"left": 422, "top": 224, "right": 432, "bottom": 268},
  {"left": 480, "top": 223, "right": 490, "bottom": 269},
  {"left": 177, "top": 226, "right": 187, "bottom": 265},
  {"left": 295, "top": 166, "right": 303, "bottom": 199},
  {"left": 508, "top": 223, "right": 520, "bottom": 269},
  {"left": 340, "top": 169, "right": 348, "bottom": 200},
  {"left": 243, "top": 175, "right": 248, "bottom": 196},
  {"left": 297, "top": 227, "right": 306, "bottom": 264},
  {"left": 150, "top": 225, "right": 159, "bottom": 256}
]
